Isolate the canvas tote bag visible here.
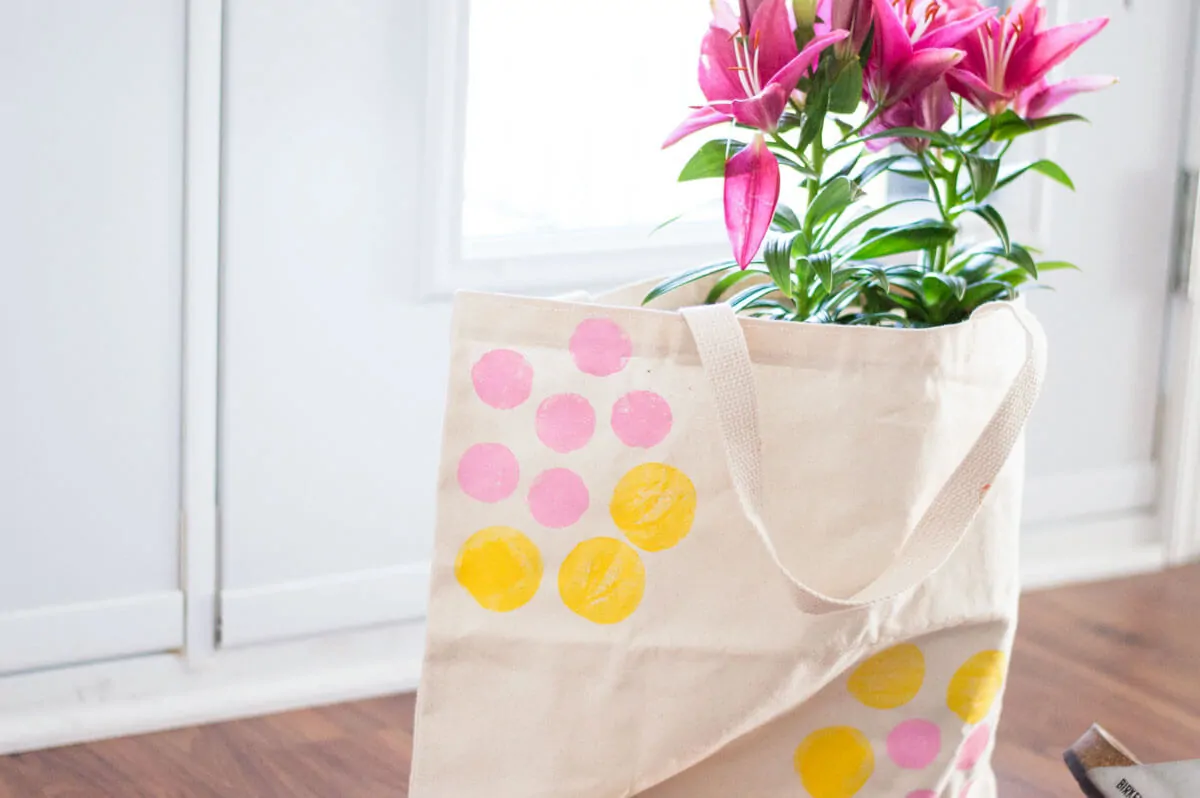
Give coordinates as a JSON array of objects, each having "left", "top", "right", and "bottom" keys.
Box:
[{"left": 409, "top": 276, "right": 1046, "bottom": 798}]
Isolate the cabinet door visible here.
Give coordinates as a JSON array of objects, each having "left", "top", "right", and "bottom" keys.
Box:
[
  {"left": 0, "top": 1, "right": 185, "bottom": 672},
  {"left": 218, "top": 0, "right": 437, "bottom": 646}
]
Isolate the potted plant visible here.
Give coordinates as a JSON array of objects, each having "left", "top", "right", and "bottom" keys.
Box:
[{"left": 653, "top": 0, "right": 1112, "bottom": 325}]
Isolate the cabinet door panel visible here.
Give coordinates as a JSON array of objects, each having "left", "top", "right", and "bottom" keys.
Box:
[{"left": 0, "top": 0, "right": 185, "bottom": 672}]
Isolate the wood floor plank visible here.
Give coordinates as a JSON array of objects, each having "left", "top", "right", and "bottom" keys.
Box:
[{"left": 1, "top": 568, "right": 1196, "bottom": 796}]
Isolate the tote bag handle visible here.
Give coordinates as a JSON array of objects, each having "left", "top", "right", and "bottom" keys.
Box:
[{"left": 680, "top": 302, "right": 1047, "bottom": 615}]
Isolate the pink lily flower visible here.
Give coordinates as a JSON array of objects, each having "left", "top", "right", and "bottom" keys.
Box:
[
  {"left": 946, "top": 0, "right": 1110, "bottom": 116},
  {"left": 725, "top": 135, "right": 781, "bottom": 269},
  {"left": 663, "top": 0, "right": 847, "bottom": 147},
  {"left": 1015, "top": 74, "right": 1117, "bottom": 118},
  {"left": 863, "top": 77, "right": 955, "bottom": 152},
  {"left": 865, "top": 0, "right": 995, "bottom": 108},
  {"left": 815, "top": 0, "right": 874, "bottom": 59}
]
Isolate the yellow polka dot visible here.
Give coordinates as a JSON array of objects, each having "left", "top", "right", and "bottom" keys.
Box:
[
  {"left": 947, "top": 650, "right": 1006, "bottom": 724},
  {"left": 847, "top": 643, "right": 925, "bottom": 710},
  {"left": 794, "top": 726, "right": 874, "bottom": 798},
  {"left": 558, "top": 537, "right": 645, "bottom": 624},
  {"left": 609, "top": 463, "right": 697, "bottom": 552},
  {"left": 455, "top": 526, "right": 542, "bottom": 612}
]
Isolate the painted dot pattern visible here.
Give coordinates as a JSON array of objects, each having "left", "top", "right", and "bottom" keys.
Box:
[
  {"left": 536, "top": 393, "right": 596, "bottom": 453},
  {"left": 558, "top": 537, "right": 646, "bottom": 624},
  {"left": 609, "top": 462, "right": 697, "bottom": 552},
  {"left": 527, "top": 468, "right": 589, "bottom": 529},
  {"left": 947, "top": 650, "right": 1006, "bottom": 724},
  {"left": 455, "top": 320, "right": 1015, "bottom": 795},
  {"left": 455, "top": 526, "right": 542, "bottom": 612},
  {"left": 570, "top": 317, "right": 632, "bottom": 376},
  {"left": 956, "top": 723, "right": 991, "bottom": 771},
  {"left": 795, "top": 726, "right": 875, "bottom": 798},
  {"left": 611, "top": 390, "right": 673, "bottom": 448},
  {"left": 457, "top": 443, "right": 519, "bottom": 503},
  {"left": 887, "top": 719, "right": 941, "bottom": 770},
  {"left": 471, "top": 349, "right": 533, "bottom": 409},
  {"left": 848, "top": 644, "right": 926, "bottom": 710}
]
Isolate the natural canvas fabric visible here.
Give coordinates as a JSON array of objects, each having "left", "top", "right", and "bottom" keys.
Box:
[{"left": 409, "top": 278, "right": 1046, "bottom": 798}]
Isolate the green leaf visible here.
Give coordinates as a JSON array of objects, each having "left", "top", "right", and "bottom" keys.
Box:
[
  {"left": 962, "top": 204, "right": 1010, "bottom": 254},
  {"left": 772, "top": 203, "right": 802, "bottom": 232},
  {"left": 829, "top": 59, "right": 864, "bottom": 114},
  {"left": 833, "top": 118, "right": 855, "bottom": 138},
  {"left": 728, "top": 282, "right": 782, "bottom": 311},
  {"left": 844, "top": 220, "right": 957, "bottom": 260},
  {"left": 962, "top": 279, "right": 1015, "bottom": 307},
  {"left": 643, "top": 259, "right": 737, "bottom": 304},
  {"left": 923, "top": 272, "right": 967, "bottom": 302},
  {"left": 853, "top": 126, "right": 956, "bottom": 148},
  {"left": 833, "top": 149, "right": 864, "bottom": 180},
  {"left": 966, "top": 154, "right": 1001, "bottom": 200},
  {"left": 1007, "top": 243, "right": 1038, "bottom": 278},
  {"left": 763, "top": 233, "right": 802, "bottom": 298},
  {"left": 770, "top": 149, "right": 812, "bottom": 175},
  {"left": 650, "top": 214, "right": 683, "bottom": 236},
  {"left": 678, "top": 139, "right": 744, "bottom": 182},
  {"left": 854, "top": 154, "right": 914, "bottom": 187},
  {"left": 994, "top": 159, "right": 1075, "bottom": 192},
  {"left": 805, "top": 251, "right": 835, "bottom": 292},
  {"left": 777, "top": 112, "right": 804, "bottom": 133},
  {"left": 805, "top": 176, "right": 858, "bottom": 231},
  {"left": 825, "top": 197, "right": 932, "bottom": 249},
  {"left": 1037, "top": 260, "right": 1081, "bottom": 272},
  {"left": 798, "top": 87, "right": 829, "bottom": 152},
  {"left": 992, "top": 113, "right": 1088, "bottom": 141},
  {"left": 965, "top": 242, "right": 1039, "bottom": 278},
  {"left": 705, "top": 268, "right": 758, "bottom": 303}
]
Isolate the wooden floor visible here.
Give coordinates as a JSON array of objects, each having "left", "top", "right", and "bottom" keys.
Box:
[{"left": 2, "top": 566, "right": 1198, "bottom": 797}]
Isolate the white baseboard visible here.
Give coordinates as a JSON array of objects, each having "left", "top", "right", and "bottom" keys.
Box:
[
  {"left": 1019, "top": 511, "right": 1165, "bottom": 590},
  {"left": 219, "top": 564, "right": 430, "bottom": 647},
  {"left": 0, "top": 591, "right": 183, "bottom": 676},
  {"left": 1022, "top": 463, "right": 1157, "bottom": 526},
  {"left": 0, "top": 513, "right": 1166, "bottom": 756},
  {"left": 0, "top": 621, "right": 425, "bottom": 755}
]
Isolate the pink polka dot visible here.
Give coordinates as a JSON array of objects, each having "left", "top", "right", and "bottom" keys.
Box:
[
  {"left": 907, "top": 791, "right": 937, "bottom": 798},
  {"left": 456, "top": 443, "right": 519, "bottom": 503},
  {"left": 611, "top": 391, "right": 673, "bottom": 448},
  {"left": 471, "top": 349, "right": 533, "bottom": 409},
  {"left": 957, "top": 723, "right": 992, "bottom": 771},
  {"left": 888, "top": 719, "right": 942, "bottom": 770},
  {"left": 570, "top": 318, "right": 632, "bottom": 376},
  {"left": 527, "top": 468, "right": 589, "bottom": 528},
  {"left": 536, "top": 394, "right": 595, "bottom": 453}
]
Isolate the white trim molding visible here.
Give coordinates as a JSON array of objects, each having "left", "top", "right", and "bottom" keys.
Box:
[
  {"left": 1020, "top": 512, "right": 1165, "bottom": 591},
  {"left": 1022, "top": 463, "right": 1157, "bottom": 526},
  {"left": 181, "top": 0, "right": 224, "bottom": 662},
  {"left": 0, "top": 592, "right": 184, "bottom": 677},
  {"left": 0, "top": 622, "right": 424, "bottom": 756},
  {"left": 218, "top": 565, "right": 430, "bottom": 648}
]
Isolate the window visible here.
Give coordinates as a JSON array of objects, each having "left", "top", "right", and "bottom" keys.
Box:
[{"left": 425, "top": 0, "right": 1033, "bottom": 295}]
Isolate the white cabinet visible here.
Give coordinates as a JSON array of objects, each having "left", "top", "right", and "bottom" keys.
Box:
[{"left": 0, "top": 0, "right": 185, "bottom": 673}]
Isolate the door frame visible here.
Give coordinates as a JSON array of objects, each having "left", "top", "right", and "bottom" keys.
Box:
[{"left": 1159, "top": 0, "right": 1200, "bottom": 565}]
